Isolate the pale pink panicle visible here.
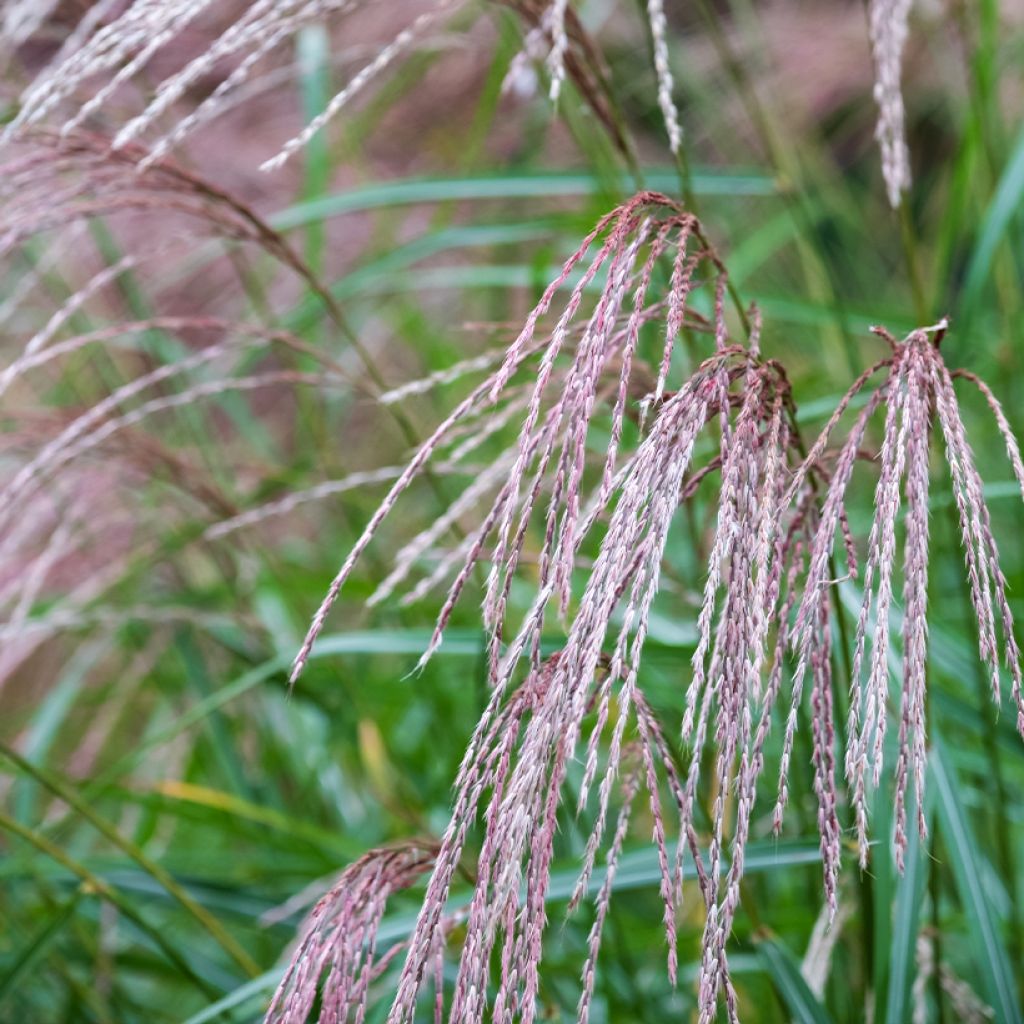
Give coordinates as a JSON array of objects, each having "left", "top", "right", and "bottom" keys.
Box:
[
  {"left": 12, "top": 1, "right": 685, "bottom": 171},
  {"left": 793, "top": 320, "right": 1024, "bottom": 874},
  {"left": 868, "top": 0, "right": 913, "bottom": 207},
  {"left": 265, "top": 843, "right": 437, "bottom": 1024},
  {"left": 291, "top": 193, "right": 721, "bottom": 685},
  {"left": 287, "top": 192, "right": 854, "bottom": 1024},
  {"left": 293, "top": 194, "right": 811, "bottom": 1022},
  {"left": 7, "top": 1, "right": 462, "bottom": 173},
  {"left": 278, "top": 185, "right": 1024, "bottom": 1022}
]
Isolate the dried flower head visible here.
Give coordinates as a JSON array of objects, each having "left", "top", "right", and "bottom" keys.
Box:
[
  {"left": 791, "top": 320, "right": 1024, "bottom": 872},
  {"left": 7, "top": 0, "right": 461, "bottom": 171},
  {"left": 868, "top": 0, "right": 913, "bottom": 207},
  {"left": 0, "top": 130, "right": 368, "bottom": 676},
  {"left": 8, "top": 2, "right": 686, "bottom": 167},
  {"left": 286, "top": 193, "right": 840, "bottom": 1022},
  {"left": 266, "top": 843, "right": 438, "bottom": 1024},
  {"left": 291, "top": 191, "right": 731, "bottom": 685}
]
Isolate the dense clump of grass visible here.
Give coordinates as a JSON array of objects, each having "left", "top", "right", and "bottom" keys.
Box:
[{"left": 1, "top": 4, "right": 1023, "bottom": 1024}]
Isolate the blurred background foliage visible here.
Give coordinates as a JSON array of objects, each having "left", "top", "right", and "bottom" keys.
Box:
[{"left": 0, "top": 1, "right": 1022, "bottom": 1021}]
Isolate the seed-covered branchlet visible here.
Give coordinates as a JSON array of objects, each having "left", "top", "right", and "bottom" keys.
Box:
[
  {"left": 645, "top": 0, "right": 682, "bottom": 154},
  {"left": 291, "top": 192, "right": 728, "bottom": 685},
  {"left": 678, "top": 338, "right": 831, "bottom": 1024},
  {"left": 0, "top": 131, "right": 317, "bottom": 277},
  {"left": 528, "top": 0, "right": 680, "bottom": 152},
  {"left": 1, "top": 0, "right": 60, "bottom": 51},
  {"left": 792, "top": 321, "right": 1024, "bottom": 872},
  {"left": 383, "top": 657, "right": 715, "bottom": 1024},
  {"left": 868, "top": 0, "right": 913, "bottom": 208},
  {"left": 265, "top": 843, "right": 438, "bottom": 1024},
  {"left": 6, "top": 1, "right": 461, "bottom": 171}
]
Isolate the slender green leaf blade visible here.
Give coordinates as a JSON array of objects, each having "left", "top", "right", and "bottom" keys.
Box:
[
  {"left": 270, "top": 169, "right": 777, "bottom": 230},
  {"left": 932, "top": 741, "right": 1022, "bottom": 1024},
  {"left": 883, "top": 800, "right": 929, "bottom": 1024},
  {"left": 756, "top": 936, "right": 836, "bottom": 1024},
  {"left": 961, "top": 121, "right": 1024, "bottom": 319}
]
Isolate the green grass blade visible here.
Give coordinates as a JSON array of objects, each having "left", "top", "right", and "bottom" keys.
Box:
[
  {"left": 181, "top": 970, "right": 281, "bottom": 1024},
  {"left": 145, "top": 781, "right": 355, "bottom": 858},
  {"left": 932, "top": 740, "right": 1022, "bottom": 1024},
  {"left": 960, "top": 120, "right": 1024, "bottom": 320},
  {"left": 174, "top": 629, "right": 253, "bottom": 800},
  {"left": 0, "top": 745, "right": 260, "bottom": 979},
  {"left": 0, "top": 808, "right": 218, "bottom": 1000},
  {"left": 13, "top": 640, "right": 104, "bottom": 824},
  {"left": 85, "top": 629, "right": 488, "bottom": 793},
  {"left": 755, "top": 935, "right": 836, "bottom": 1024},
  {"left": 0, "top": 894, "right": 80, "bottom": 1007},
  {"left": 883, "top": 799, "right": 929, "bottom": 1024},
  {"left": 546, "top": 839, "right": 821, "bottom": 903},
  {"left": 870, "top": 784, "right": 894, "bottom": 1018},
  {"left": 296, "top": 25, "right": 331, "bottom": 275},
  {"left": 269, "top": 168, "right": 777, "bottom": 230}
]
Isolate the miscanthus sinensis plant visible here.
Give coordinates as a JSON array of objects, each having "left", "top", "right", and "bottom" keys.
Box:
[
  {"left": 1, "top": 3, "right": 1023, "bottom": 1023},
  {"left": 279, "top": 190, "right": 1024, "bottom": 1021}
]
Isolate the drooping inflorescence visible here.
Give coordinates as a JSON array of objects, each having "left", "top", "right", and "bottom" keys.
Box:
[
  {"left": 281, "top": 194, "right": 847, "bottom": 1022},
  {"left": 5, "top": 0, "right": 462, "bottom": 171},
  {"left": 265, "top": 843, "right": 439, "bottom": 1024},
  {"left": 791, "top": 320, "right": 1024, "bottom": 872},
  {"left": 274, "top": 189, "right": 1024, "bottom": 1016},
  {"left": 867, "top": 0, "right": 913, "bottom": 208},
  {"left": 290, "top": 191, "right": 727, "bottom": 686},
  {"left": 5, "top": 0, "right": 687, "bottom": 168}
]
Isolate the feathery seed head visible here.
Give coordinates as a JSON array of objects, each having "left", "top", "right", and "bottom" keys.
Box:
[
  {"left": 265, "top": 843, "right": 438, "bottom": 1024},
  {"left": 868, "top": 0, "right": 913, "bottom": 207},
  {"left": 287, "top": 194, "right": 813, "bottom": 1021},
  {"left": 793, "top": 321, "right": 1024, "bottom": 873}
]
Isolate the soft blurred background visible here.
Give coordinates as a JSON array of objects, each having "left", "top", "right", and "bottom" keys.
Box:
[{"left": 0, "top": 1, "right": 1022, "bottom": 1021}]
